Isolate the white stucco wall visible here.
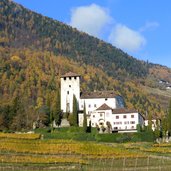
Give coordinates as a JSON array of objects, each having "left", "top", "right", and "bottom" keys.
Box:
[
  {"left": 90, "top": 110, "right": 144, "bottom": 133},
  {"left": 61, "top": 76, "right": 80, "bottom": 113},
  {"left": 144, "top": 119, "right": 159, "bottom": 131},
  {"left": 79, "top": 98, "right": 117, "bottom": 114}
]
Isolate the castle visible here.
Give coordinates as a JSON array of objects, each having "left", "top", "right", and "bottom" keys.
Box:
[{"left": 60, "top": 72, "right": 145, "bottom": 132}]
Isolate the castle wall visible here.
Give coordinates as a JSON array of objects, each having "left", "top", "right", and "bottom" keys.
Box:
[{"left": 61, "top": 76, "right": 80, "bottom": 113}]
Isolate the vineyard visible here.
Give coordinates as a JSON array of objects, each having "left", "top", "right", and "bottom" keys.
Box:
[{"left": 0, "top": 133, "right": 171, "bottom": 170}]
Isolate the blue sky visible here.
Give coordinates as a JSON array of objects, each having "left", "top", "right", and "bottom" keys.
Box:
[{"left": 13, "top": 0, "right": 171, "bottom": 68}]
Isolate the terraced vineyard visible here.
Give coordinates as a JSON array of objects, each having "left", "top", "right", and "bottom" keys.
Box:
[{"left": 0, "top": 133, "right": 171, "bottom": 170}]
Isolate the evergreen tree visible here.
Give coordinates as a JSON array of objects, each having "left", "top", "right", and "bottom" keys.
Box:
[
  {"left": 83, "top": 102, "right": 87, "bottom": 133},
  {"left": 71, "top": 95, "right": 78, "bottom": 126},
  {"left": 53, "top": 89, "right": 62, "bottom": 126},
  {"left": 167, "top": 100, "right": 171, "bottom": 135},
  {"left": 162, "top": 116, "right": 168, "bottom": 137}
]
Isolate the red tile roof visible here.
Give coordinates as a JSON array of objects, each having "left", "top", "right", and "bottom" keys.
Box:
[
  {"left": 96, "top": 103, "right": 112, "bottom": 110},
  {"left": 80, "top": 91, "right": 117, "bottom": 99},
  {"left": 112, "top": 108, "right": 137, "bottom": 114},
  {"left": 61, "top": 72, "right": 80, "bottom": 78}
]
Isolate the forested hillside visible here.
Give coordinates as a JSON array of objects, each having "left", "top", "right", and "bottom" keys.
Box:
[
  {"left": 0, "top": 47, "right": 163, "bottom": 130},
  {"left": 0, "top": 0, "right": 170, "bottom": 130},
  {"left": 0, "top": 0, "right": 149, "bottom": 79}
]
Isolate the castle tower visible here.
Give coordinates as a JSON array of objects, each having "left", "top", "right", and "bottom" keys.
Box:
[{"left": 60, "top": 72, "right": 80, "bottom": 113}]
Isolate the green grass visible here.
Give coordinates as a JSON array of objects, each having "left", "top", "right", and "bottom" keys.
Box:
[{"left": 34, "top": 127, "right": 155, "bottom": 143}]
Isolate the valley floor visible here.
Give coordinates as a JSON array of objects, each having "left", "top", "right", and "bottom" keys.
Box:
[{"left": 0, "top": 132, "right": 171, "bottom": 170}]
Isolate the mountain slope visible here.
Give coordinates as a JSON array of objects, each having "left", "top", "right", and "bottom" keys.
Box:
[
  {"left": 0, "top": 0, "right": 171, "bottom": 131},
  {"left": 0, "top": 47, "right": 164, "bottom": 130},
  {"left": 0, "top": 0, "right": 149, "bottom": 79}
]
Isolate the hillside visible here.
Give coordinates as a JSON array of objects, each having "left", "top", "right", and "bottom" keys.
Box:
[
  {"left": 0, "top": 47, "right": 164, "bottom": 130},
  {"left": 0, "top": 0, "right": 170, "bottom": 130},
  {"left": 0, "top": 0, "right": 149, "bottom": 79}
]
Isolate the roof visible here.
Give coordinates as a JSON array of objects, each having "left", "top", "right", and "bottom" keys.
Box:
[
  {"left": 60, "top": 72, "right": 80, "bottom": 78},
  {"left": 112, "top": 108, "right": 137, "bottom": 114},
  {"left": 80, "top": 91, "right": 117, "bottom": 99},
  {"left": 96, "top": 103, "right": 112, "bottom": 110}
]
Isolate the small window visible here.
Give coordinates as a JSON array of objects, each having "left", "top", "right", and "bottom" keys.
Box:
[
  {"left": 131, "top": 126, "right": 134, "bottom": 129},
  {"left": 69, "top": 85, "right": 71, "bottom": 87},
  {"left": 94, "top": 104, "right": 97, "bottom": 107},
  {"left": 105, "top": 98, "right": 108, "bottom": 101},
  {"left": 64, "top": 77, "right": 66, "bottom": 80},
  {"left": 123, "top": 115, "right": 127, "bottom": 119},
  {"left": 130, "top": 121, "right": 135, "bottom": 124},
  {"left": 92, "top": 123, "right": 94, "bottom": 126},
  {"left": 114, "top": 127, "right": 118, "bottom": 130},
  {"left": 69, "top": 77, "right": 71, "bottom": 80},
  {"left": 116, "top": 116, "right": 119, "bottom": 119},
  {"left": 131, "top": 115, "right": 134, "bottom": 118},
  {"left": 93, "top": 115, "right": 95, "bottom": 118},
  {"left": 89, "top": 104, "right": 91, "bottom": 108},
  {"left": 74, "top": 76, "right": 77, "bottom": 80},
  {"left": 81, "top": 105, "right": 84, "bottom": 108},
  {"left": 100, "top": 113, "right": 103, "bottom": 117},
  {"left": 67, "top": 91, "right": 69, "bottom": 95}
]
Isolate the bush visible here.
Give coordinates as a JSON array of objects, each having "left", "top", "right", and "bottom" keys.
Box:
[
  {"left": 131, "top": 131, "right": 155, "bottom": 142},
  {"left": 95, "top": 133, "right": 131, "bottom": 143}
]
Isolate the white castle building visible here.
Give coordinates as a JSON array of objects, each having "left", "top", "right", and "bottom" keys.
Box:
[{"left": 60, "top": 72, "right": 145, "bottom": 132}]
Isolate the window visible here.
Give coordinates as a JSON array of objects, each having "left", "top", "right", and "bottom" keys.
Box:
[
  {"left": 93, "top": 115, "right": 95, "bottom": 118},
  {"left": 130, "top": 121, "right": 135, "bottom": 124},
  {"left": 64, "top": 77, "right": 66, "bottom": 80},
  {"left": 114, "top": 127, "right": 118, "bottom": 130},
  {"left": 94, "top": 104, "right": 97, "bottom": 107},
  {"left": 124, "top": 121, "right": 129, "bottom": 124},
  {"left": 116, "top": 116, "right": 119, "bottom": 119},
  {"left": 69, "top": 85, "right": 71, "bottom": 87},
  {"left": 81, "top": 105, "right": 84, "bottom": 108},
  {"left": 74, "top": 76, "right": 77, "bottom": 80},
  {"left": 88, "top": 104, "right": 91, "bottom": 108},
  {"left": 123, "top": 115, "right": 127, "bottom": 119},
  {"left": 131, "top": 115, "right": 134, "bottom": 118},
  {"left": 100, "top": 113, "right": 103, "bottom": 117},
  {"left": 131, "top": 126, "right": 134, "bottom": 129},
  {"left": 67, "top": 91, "right": 69, "bottom": 95},
  {"left": 105, "top": 98, "right": 108, "bottom": 101},
  {"left": 69, "top": 77, "right": 71, "bottom": 80}
]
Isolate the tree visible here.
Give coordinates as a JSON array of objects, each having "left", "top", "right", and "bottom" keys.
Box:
[
  {"left": 52, "top": 89, "right": 62, "bottom": 127},
  {"left": 167, "top": 100, "right": 171, "bottom": 135},
  {"left": 69, "top": 95, "right": 78, "bottom": 126},
  {"left": 106, "top": 121, "right": 112, "bottom": 133},
  {"left": 83, "top": 102, "right": 87, "bottom": 133},
  {"left": 154, "top": 119, "right": 161, "bottom": 139},
  {"left": 72, "top": 95, "right": 78, "bottom": 126}
]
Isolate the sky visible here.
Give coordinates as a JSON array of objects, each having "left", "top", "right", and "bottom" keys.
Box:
[{"left": 13, "top": 0, "right": 171, "bottom": 68}]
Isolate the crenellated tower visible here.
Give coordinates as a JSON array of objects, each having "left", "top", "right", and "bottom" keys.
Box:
[{"left": 60, "top": 72, "right": 80, "bottom": 113}]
